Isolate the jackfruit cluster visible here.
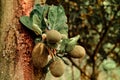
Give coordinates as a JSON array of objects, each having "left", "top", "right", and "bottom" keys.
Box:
[{"left": 32, "top": 29, "right": 86, "bottom": 77}]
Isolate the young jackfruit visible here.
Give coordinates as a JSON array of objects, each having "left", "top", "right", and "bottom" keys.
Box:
[
  {"left": 69, "top": 45, "right": 86, "bottom": 58},
  {"left": 32, "top": 43, "right": 49, "bottom": 68},
  {"left": 46, "top": 30, "right": 61, "bottom": 43},
  {"left": 49, "top": 57, "right": 65, "bottom": 77},
  {"left": 32, "top": 43, "right": 43, "bottom": 56}
]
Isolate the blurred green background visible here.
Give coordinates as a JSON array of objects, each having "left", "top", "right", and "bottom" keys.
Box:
[{"left": 45, "top": 0, "right": 120, "bottom": 80}]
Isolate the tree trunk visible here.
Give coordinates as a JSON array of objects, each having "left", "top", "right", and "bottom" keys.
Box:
[{"left": 0, "top": 0, "right": 46, "bottom": 80}]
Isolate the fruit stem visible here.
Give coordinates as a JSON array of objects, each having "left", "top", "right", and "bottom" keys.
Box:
[{"left": 43, "top": 58, "right": 55, "bottom": 73}]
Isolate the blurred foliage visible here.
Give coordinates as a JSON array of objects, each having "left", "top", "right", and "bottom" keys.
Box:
[{"left": 46, "top": 0, "right": 120, "bottom": 80}]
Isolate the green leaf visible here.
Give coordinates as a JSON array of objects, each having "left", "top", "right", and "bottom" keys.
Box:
[
  {"left": 48, "top": 5, "right": 68, "bottom": 34},
  {"left": 59, "top": 39, "right": 69, "bottom": 53},
  {"left": 58, "top": 23, "right": 68, "bottom": 35},
  {"left": 30, "top": 4, "right": 49, "bottom": 32},
  {"left": 32, "top": 14, "right": 41, "bottom": 27},
  {"left": 117, "top": 11, "right": 120, "bottom": 16},
  {"left": 32, "top": 23, "right": 42, "bottom": 35},
  {"left": 20, "top": 15, "right": 42, "bottom": 35},
  {"left": 102, "top": 58, "right": 116, "bottom": 70},
  {"left": 20, "top": 4, "right": 68, "bottom": 36},
  {"left": 32, "top": 14, "right": 42, "bottom": 35},
  {"left": 66, "top": 35, "right": 80, "bottom": 52},
  {"left": 103, "top": 1, "right": 111, "bottom": 6},
  {"left": 30, "top": 4, "right": 44, "bottom": 19},
  {"left": 20, "top": 16, "right": 32, "bottom": 30},
  {"left": 105, "top": 7, "right": 112, "bottom": 14}
]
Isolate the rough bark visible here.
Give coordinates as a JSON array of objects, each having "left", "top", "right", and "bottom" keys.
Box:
[{"left": 0, "top": 0, "right": 46, "bottom": 80}]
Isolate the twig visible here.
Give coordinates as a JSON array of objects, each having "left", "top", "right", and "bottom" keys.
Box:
[
  {"left": 78, "top": 41, "right": 92, "bottom": 58},
  {"left": 67, "top": 57, "right": 90, "bottom": 79},
  {"left": 71, "top": 65, "right": 74, "bottom": 80},
  {"left": 96, "top": 43, "right": 118, "bottom": 69},
  {"left": 107, "top": 43, "right": 118, "bottom": 56},
  {"left": 91, "top": 6, "right": 110, "bottom": 79}
]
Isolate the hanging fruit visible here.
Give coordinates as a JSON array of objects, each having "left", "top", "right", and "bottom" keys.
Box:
[
  {"left": 49, "top": 57, "right": 65, "bottom": 77},
  {"left": 32, "top": 43, "right": 49, "bottom": 68},
  {"left": 68, "top": 45, "right": 86, "bottom": 58}
]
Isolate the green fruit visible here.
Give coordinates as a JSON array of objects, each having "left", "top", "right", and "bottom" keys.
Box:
[
  {"left": 69, "top": 45, "right": 86, "bottom": 58},
  {"left": 49, "top": 57, "right": 65, "bottom": 77},
  {"left": 46, "top": 30, "right": 61, "bottom": 43},
  {"left": 32, "top": 43, "right": 49, "bottom": 68}
]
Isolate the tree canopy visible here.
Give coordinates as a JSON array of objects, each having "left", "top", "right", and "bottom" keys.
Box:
[{"left": 46, "top": 0, "right": 120, "bottom": 80}]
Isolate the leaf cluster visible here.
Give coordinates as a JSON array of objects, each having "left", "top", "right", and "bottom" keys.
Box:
[{"left": 20, "top": 4, "right": 68, "bottom": 37}]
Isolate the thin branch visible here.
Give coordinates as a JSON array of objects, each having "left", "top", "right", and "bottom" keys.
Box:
[
  {"left": 96, "top": 43, "right": 118, "bottom": 68},
  {"left": 107, "top": 43, "right": 118, "bottom": 56},
  {"left": 78, "top": 41, "right": 92, "bottom": 57},
  {"left": 71, "top": 65, "right": 74, "bottom": 80},
  {"left": 91, "top": 27, "right": 101, "bottom": 35},
  {"left": 92, "top": 4, "right": 119, "bottom": 57},
  {"left": 67, "top": 57, "right": 90, "bottom": 79},
  {"left": 90, "top": 6, "right": 110, "bottom": 80},
  {"left": 92, "top": 5, "right": 120, "bottom": 73},
  {"left": 93, "top": 27, "right": 109, "bottom": 56}
]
